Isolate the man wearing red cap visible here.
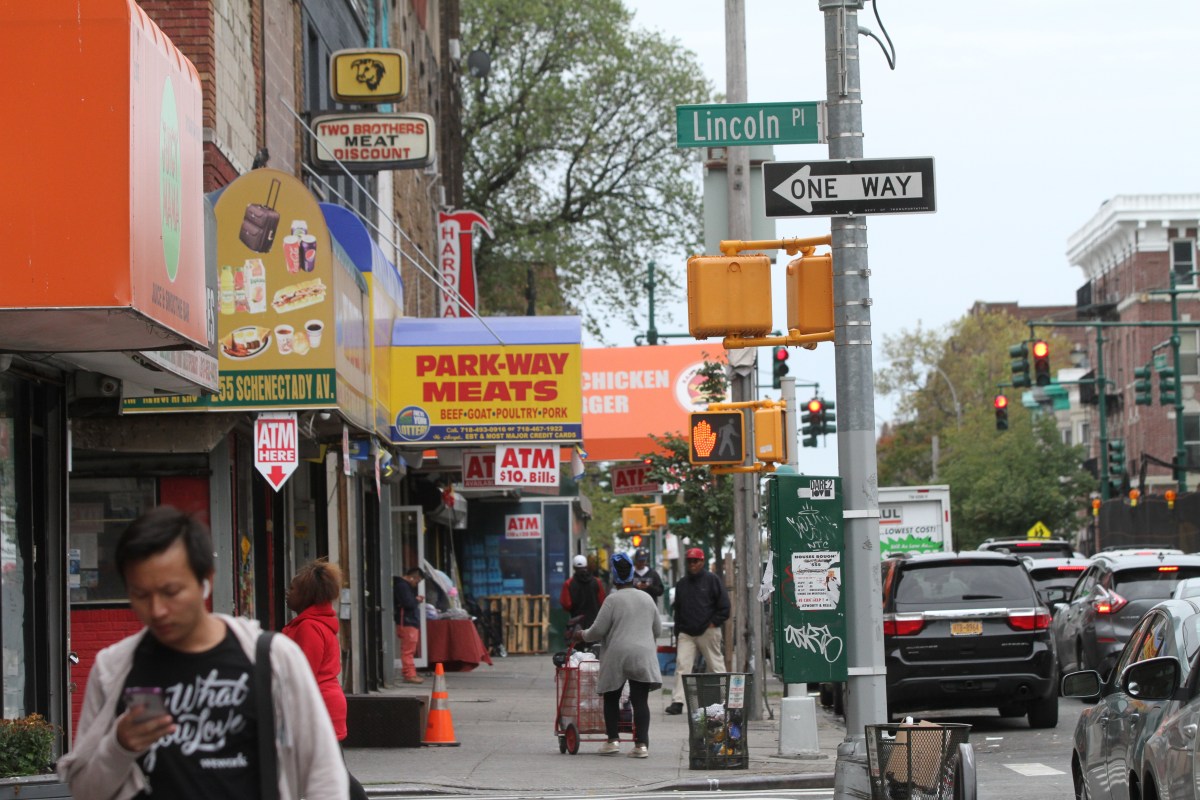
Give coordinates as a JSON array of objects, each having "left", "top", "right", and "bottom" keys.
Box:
[{"left": 664, "top": 547, "right": 730, "bottom": 715}]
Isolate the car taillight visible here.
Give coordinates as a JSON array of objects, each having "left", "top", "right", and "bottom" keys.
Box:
[
  {"left": 883, "top": 614, "right": 925, "bottom": 636},
  {"left": 1007, "top": 608, "right": 1052, "bottom": 631},
  {"left": 1093, "top": 591, "right": 1128, "bottom": 614},
  {"left": 1057, "top": 566, "right": 1086, "bottom": 572},
  {"left": 1159, "top": 566, "right": 1180, "bottom": 572}
]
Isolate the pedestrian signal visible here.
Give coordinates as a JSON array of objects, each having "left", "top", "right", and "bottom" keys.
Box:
[
  {"left": 631, "top": 533, "right": 643, "bottom": 547},
  {"left": 622, "top": 507, "right": 647, "bottom": 533},
  {"left": 688, "top": 411, "right": 745, "bottom": 465},
  {"left": 648, "top": 504, "right": 668, "bottom": 527}
]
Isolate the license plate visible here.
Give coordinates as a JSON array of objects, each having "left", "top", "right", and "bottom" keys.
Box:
[{"left": 950, "top": 621, "right": 983, "bottom": 636}]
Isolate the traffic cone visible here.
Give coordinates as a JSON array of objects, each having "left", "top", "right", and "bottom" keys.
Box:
[{"left": 422, "top": 663, "right": 460, "bottom": 747}]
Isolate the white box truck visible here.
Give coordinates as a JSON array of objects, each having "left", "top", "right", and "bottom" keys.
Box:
[{"left": 878, "top": 485, "right": 952, "bottom": 557}]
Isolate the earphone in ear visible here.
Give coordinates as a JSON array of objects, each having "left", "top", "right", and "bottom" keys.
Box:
[{"left": 202, "top": 579, "right": 212, "bottom": 600}]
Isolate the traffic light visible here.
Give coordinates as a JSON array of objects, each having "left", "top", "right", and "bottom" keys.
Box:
[
  {"left": 753, "top": 407, "right": 787, "bottom": 463},
  {"left": 1159, "top": 366, "right": 1178, "bottom": 406},
  {"left": 622, "top": 507, "right": 647, "bottom": 534},
  {"left": 1107, "top": 439, "right": 1126, "bottom": 478},
  {"left": 686, "top": 255, "right": 773, "bottom": 340},
  {"left": 1032, "top": 340, "right": 1051, "bottom": 386},
  {"left": 771, "top": 346, "right": 790, "bottom": 389},
  {"left": 785, "top": 250, "right": 834, "bottom": 335},
  {"left": 1009, "top": 343, "right": 1031, "bottom": 388},
  {"left": 688, "top": 411, "right": 745, "bottom": 465},
  {"left": 994, "top": 394, "right": 1009, "bottom": 431},
  {"left": 800, "top": 398, "right": 822, "bottom": 448},
  {"left": 819, "top": 399, "right": 836, "bottom": 435},
  {"left": 1133, "top": 365, "right": 1153, "bottom": 405}
]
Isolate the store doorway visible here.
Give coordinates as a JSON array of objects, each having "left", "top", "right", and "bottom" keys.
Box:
[{"left": 390, "top": 505, "right": 427, "bottom": 669}]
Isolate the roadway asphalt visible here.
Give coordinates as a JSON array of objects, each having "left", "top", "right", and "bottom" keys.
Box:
[{"left": 344, "top": 653, "right": 843, "bottom": 796}]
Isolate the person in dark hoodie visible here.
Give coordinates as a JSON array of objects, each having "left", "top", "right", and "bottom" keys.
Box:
[
  {"left": 561, "top": 554, "right": 606, "bottom": 629},
  {"left": 664, "top": 547, "right": 730, "bottom": 715},
  {"left": 631, "top": 548, "right": 664, "bottom": 600},
  {"left": 282, "top": 559, "right": 367, "bottom": 800},
  {"left": 393, "top": 567, "right": 426, "bottom": 684}
]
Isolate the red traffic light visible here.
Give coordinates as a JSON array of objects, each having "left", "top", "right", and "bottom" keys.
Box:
[
  {"left": 774, "top": 346, "right": 789, "bottom": 362},
  {"left": 993, "top": 394, "right": 1008, "bottom": 410},
  {"left": 1031, "top": 340, "right": 1049, "bottom": 359},
  {"left": 807, "top": 398, "right": 824, "bottom": 414}
]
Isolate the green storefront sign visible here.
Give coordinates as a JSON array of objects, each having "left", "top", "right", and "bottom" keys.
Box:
[
  {"left": 768, "top": 474, "right": 847, "bottom": 684},
  {"left": 124, "top": 368, "right": 338, "bottom": 411}
]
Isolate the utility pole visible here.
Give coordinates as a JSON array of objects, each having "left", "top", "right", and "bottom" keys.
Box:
[
  {"left": 724, "top": 0, "right": 764, "bottom": 721},
  {"left": 819, "top": 1, "right": 888, "bottom": 796}
]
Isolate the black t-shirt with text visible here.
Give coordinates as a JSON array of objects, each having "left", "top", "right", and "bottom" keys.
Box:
[{"left": 119, "top": 626, "right": 259, "bottom": 800}]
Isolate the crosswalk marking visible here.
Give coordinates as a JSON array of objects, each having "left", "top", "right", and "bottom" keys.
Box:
[{"left": 1004, "top": 763, "right": 1065, "bottom": 777}]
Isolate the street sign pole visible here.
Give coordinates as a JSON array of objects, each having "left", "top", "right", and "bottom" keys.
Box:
[
  {"left": 724, "top": 0, "right": 764, "bottom": 723},
  {"left": 819, "top": 2, "right": 888, "bottom": 798}
]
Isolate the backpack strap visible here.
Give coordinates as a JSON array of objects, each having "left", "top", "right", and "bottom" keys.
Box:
[{"left": 256, "top": 632, "right": 279, "bottom": 800}]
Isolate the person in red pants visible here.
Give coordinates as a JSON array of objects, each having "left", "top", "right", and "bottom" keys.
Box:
[{"left": 394, "top": 567, "right": 425, "bottom": 684}]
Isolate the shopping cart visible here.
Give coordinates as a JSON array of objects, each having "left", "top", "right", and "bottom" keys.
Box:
[{"left": 554, "top": 648, "right": 634, "bottom": 754}]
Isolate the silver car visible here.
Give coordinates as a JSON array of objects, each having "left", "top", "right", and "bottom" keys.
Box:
[
  {"left": 1062, "top": 598, "right": 1200, "bottom": 800},
  {"left": 1138, "top": 649, "right": 1200, "bottom": 799}
]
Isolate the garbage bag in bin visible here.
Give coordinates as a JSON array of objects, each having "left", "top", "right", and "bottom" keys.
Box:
[
  {"left": 865, "top": 722, "right": 970, "bottom": 800},
  {"left": 682, "top": 673, "right": 749, "bottom": 770}
]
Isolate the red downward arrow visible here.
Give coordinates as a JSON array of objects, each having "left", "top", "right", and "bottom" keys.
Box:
[{"left": 267, "top": 465, "right": 287, "bottom": 488}]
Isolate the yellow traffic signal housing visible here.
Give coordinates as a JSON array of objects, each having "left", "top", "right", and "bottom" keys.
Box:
[
  {"left": 648, "top": 504, "right": 667, "bottom": 527},
  {"left": 753, "top": 407, "right": 787, "bottom": 463},
  {"left": 688, "top": 411, "right": 745, "bottom": 465},
  {"left": 687, "top": 255, "right": 772, "bottom": 340},
  {"left": 622, "top": 507, "right": 647, "bottom": 533},
  {"left": 786, "top": 251, "right": 834, "bottom": 335}
]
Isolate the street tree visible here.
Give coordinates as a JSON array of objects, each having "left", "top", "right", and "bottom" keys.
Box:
[
  {"left": 460, "top": 0, "right": 712, "bottom": 337},
  {"left": 875, "top": 310, "right": 1092, "bottom": 545}
]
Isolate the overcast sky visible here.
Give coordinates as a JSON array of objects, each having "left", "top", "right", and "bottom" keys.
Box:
[{"left": 608, "top": 0, "right": 1200, "bottom": 478}]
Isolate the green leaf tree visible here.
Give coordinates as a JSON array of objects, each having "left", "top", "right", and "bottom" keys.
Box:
[
  {"left": 460, "top": 0, "right": 712, "bottom": 337},
  {"left": 876, "top": 310, "right": 1093, "bottom": 546}
]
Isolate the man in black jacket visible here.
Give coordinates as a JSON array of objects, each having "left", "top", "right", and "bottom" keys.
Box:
[
  {"left": 631, "top": 548, "right": 664, "bottom": 600},
  {"left": 560, "top": 554, "right": 605, "bottom": 629},
  {"left": 665, "top": 547, "right": 730, "bottom": 715}
]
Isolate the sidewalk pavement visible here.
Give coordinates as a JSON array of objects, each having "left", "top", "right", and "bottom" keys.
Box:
[{"left": 345, "top": 654, "right": 844, "bottom": 796}]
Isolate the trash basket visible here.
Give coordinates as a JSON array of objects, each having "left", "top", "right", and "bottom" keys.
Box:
[
  {"left": 865, "top": 722, "right": 971, "bottom": 800},
  {"left": 682, "top": 672, "right": 749, "bottom": 770}
]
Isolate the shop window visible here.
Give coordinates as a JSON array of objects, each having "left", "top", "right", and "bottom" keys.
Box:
[
  {"left": 0, "top": 377, "right": 24, "bottom": 717},
  {"left": 1172, "top": 239, "right": 1197, "bottom": 288},
  {"left": 68, "top": 477, "right": 156, "bottom": 603}
]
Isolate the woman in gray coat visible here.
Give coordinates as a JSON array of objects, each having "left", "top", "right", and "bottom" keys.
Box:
[{"left": 577, "top": 551, "right": 663, "bottom": 758}]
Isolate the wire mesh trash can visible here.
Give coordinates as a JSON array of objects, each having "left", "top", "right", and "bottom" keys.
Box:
[
  {"left": 865, "top": 722, "right": 970, "bottom": 800},
  {"left": 682, "top": 673, "right": 749, "bottom": 770}
]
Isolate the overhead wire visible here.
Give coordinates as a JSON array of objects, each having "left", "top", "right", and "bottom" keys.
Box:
[{"left": 861, "top": 0, "right": 897, "bottom": 70}]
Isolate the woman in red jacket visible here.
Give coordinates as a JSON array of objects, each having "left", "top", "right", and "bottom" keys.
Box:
[{"left": 282, "top": 559, "right": 367, "bottom": 800}]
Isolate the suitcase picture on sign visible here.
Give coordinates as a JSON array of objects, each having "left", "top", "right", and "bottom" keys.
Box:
[{"left": 239, "top": 178, "right": 281, "bottom": 253}]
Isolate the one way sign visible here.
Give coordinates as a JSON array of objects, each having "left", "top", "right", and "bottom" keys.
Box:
[{"left": 763, "top": 157, "right": 935, "bottom": 218}]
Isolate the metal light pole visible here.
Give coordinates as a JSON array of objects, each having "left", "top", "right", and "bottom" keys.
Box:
[
  {"left": 818, "top": 0, "right": 888, "bottom": 796},
  {"left": 724, "top": 0, "right": 764, "bottom": 721}
]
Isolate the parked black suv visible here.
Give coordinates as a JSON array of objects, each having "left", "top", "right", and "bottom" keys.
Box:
[
  {"left": 1050, "top": 552, "right": 1200, "bottom": 679},
  {"left": 882, "top": 551, "right": 1058, "bottom": 728}
]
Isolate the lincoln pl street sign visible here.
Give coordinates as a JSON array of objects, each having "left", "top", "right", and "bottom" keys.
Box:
[
  {"left": 676, "top": 101, "right": 825, "bottom": 148},
  {"left": 763, "top": 157, "right": 936, "bottom": 218}
]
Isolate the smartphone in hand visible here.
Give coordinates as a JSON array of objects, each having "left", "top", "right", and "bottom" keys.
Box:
[{"left": 123, "top": 687, "right": 169, "bottom": 723}]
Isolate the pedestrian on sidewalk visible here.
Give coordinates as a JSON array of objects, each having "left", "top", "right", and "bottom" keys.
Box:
[
  {"left": 282, "top": 559, "right": 369, "bottom": 800},
  {"left": 631, "top": 547, "right": 664, "bottom": 600},
  {"left": 575, "top": 552, "right": 662, "bottom": 758},
  {"left": 59, "top": 506, "right": 347, "bottom": 800},
  {"left": 664, "top": 547, "right": 730, "bottom": 716},
  {"left": 561, "top": 554, "right": 605, "bottom": 630},
  {"left": 394, "top": 567, "right": 426, "bottom": 684}
]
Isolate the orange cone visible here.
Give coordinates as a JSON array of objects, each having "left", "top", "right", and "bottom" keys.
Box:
[{"left": 422, "top": 663, "right": 460, "bottom": 747}]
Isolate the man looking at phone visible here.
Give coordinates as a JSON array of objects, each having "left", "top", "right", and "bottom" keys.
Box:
[{"left": 58, "top": 506, "right": 347, "bottom": 800}]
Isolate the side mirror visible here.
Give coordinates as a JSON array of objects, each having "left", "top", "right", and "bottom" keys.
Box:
[
  {"left": 1061, "top": 670, "right": 1103, "bottom": 699},
  {"left": 1121, "top": 656, "right": 1181, "bottom": 701},
  {"left": 1041, "top": 587, "right": 1070, "bottom": 607}
]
